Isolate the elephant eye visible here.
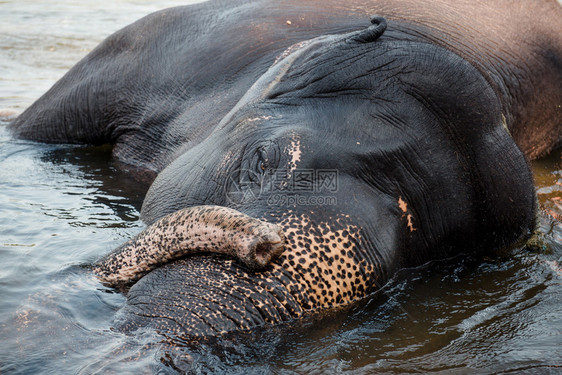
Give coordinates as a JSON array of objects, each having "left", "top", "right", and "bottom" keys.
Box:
[
  {"left": 257, "top": 147, "right": 268, "bottom": 172},
  {"left": 243, "top": 141, "right": 279, "bottom": 178}
]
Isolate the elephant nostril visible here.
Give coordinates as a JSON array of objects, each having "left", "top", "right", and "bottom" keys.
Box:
[
  {"left": 252, "top": 231, "right": 285, "bottom": 269},
  {"left": 254, "top": 242, "right": 269, "bottom": 266}
]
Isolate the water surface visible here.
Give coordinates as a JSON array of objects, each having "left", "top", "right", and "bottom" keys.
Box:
[{"left": 1, "top": 1, "right": 561, "bottom": 373}]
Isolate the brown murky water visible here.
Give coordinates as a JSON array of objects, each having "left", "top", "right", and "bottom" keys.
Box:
[{"left": 1, "top": 1, "right": 561, "bottom": 373}]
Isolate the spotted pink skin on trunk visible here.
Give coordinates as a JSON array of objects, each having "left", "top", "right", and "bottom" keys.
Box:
[
  {"left": 115, "top": 209, "right": 383, "bottom": 337},
  {"left": 93, "top": 206, "right": 285, "bottom": 289}
]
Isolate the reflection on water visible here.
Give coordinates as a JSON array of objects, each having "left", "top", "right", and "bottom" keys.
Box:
[{"left": 1, "top": 1, "right": 561, "bottom": 373}]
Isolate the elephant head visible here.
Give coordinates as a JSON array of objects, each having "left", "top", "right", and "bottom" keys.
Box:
[{"left": 96, "top": 19, "right": 536, "bottom": 338}]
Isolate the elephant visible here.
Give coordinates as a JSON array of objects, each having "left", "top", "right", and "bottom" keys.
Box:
[{"left": 8, "top": 0, "right": 562, "bottom": 339}]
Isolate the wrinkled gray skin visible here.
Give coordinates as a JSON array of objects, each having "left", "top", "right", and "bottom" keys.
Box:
[{"left": 8, "top": 0, "right": 562, "bottom": 339}]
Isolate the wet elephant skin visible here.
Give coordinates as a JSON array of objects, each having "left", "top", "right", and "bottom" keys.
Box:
[{"left": 7, "top": 0, "right": 562, "bottom": 339}]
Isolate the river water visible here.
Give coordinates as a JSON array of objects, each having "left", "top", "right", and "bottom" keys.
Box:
[{"left": 1, "top": 1, "right": 561, "bottom": 374}]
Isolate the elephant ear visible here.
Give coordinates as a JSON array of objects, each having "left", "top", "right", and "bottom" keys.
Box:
[{"left": 396, "top": 45, "right": 536, "bottom": 256}]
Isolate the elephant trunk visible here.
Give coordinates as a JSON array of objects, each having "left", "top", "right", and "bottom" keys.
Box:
[{"left": 93, "top": 206, "right": 285, "bottom": 289}]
